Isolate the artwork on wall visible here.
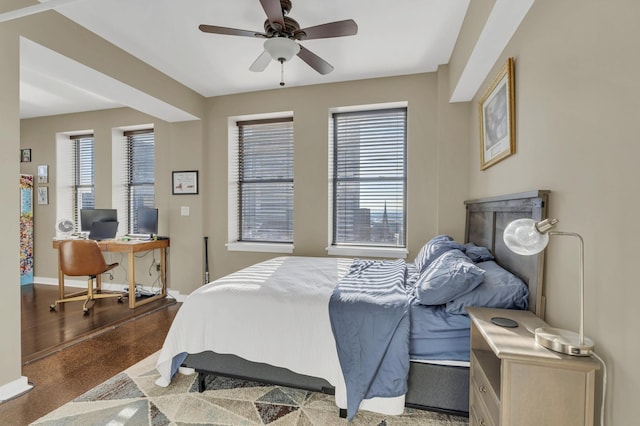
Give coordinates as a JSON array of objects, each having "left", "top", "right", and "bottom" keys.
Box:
[
  {"left": 20, "top": 174, "right": 34, "bottom": 285},
  {"left": 37, "top": 165, "right": 48, "bottom": 183},
  {"left": 21, "top": 148, "right": 32, "bottom": 163},
  {"left": 37, "top": 186, "right": 49, "bottom": 205},
  {"left": 172, "top": 170, "right": 199, "bottom": 195},
  {"left": 479, "top": 57, "right": 515, "bottom": 170}
]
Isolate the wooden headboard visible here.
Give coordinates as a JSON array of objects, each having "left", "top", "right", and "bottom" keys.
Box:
[{"left": 463, "top": 190, "right": 550, "bottom": 318}]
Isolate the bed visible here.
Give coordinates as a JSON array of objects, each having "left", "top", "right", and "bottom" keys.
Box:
[{"left": 155, "top": 190, "right": 549, "bottom": 418}]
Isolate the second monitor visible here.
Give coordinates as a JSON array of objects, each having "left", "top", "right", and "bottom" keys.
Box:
[
  {"left": 80, "top": 208, "right": 118, "bottom": 232},
  {"left": 137, "top": 207, "right": 158, "bottom": 237}
]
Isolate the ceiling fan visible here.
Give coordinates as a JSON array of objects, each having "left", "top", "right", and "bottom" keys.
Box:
[{"left": 199, "top": 0, "right": 358, "bottom": 86}]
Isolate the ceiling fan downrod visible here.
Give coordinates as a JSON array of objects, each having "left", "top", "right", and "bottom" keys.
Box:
[{"left": 279, "top": 58, "right": 286, "bottom": 86}]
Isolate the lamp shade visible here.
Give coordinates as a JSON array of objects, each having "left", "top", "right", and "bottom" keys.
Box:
[
  {"left": 264, "top": 37, "right": 300, "bottom": 62},
  {"left": 503, "top": 218, "right": 550, "bottom": 255}
]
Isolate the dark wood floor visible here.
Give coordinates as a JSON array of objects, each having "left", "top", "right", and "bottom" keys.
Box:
[
  {"left": 21, "top": 284, "right": 176, "bottom": 364},
  {"left": 0, "top": 284, "right": 180, "bottom": 425}
]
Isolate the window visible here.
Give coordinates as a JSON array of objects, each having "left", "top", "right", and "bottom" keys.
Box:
[
  {"left": 331, "top": 108, "right": 407, "bottom": 251},
  {"left": 236, "top": 117, "right": 294, "bottom": 244},
  {"left": 70, "top": 134, "right": 94, "bottom": 230},
  {"left": 124, "top": 129, "right": 155, "bottom": 234}
]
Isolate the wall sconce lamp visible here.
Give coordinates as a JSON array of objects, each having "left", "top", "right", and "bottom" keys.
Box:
[{"left": 503, "top": 218, "right": 594, "bottom": 356}]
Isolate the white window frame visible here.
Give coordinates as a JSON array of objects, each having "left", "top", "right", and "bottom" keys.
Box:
[
  {"left": 56, "top": 130, "right": 94, "bottom": 233},
  {"left": 112, "top": 124, "right": 154, "bottom": 236},
  {"left": 327, "top": 102, "right": 409, "bottom": 259},
  {"left": 227, "top": 112, "right": 294, "bottom": 254}
]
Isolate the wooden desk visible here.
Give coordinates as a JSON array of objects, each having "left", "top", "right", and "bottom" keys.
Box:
[{"left": 52, "top": 238, "right": 170, "bottom": 309}]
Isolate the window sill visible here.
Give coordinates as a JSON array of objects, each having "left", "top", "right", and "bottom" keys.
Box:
[
  {"left": 326, "top": 245, "right": 408, "bottom": 259},
  {"left": 226, "top": 242, "right": 294, "bottom": 254}
]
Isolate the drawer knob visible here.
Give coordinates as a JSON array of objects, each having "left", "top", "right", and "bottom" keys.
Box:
[
  {"left": 479, "top": 419, "right": 486, "bottom": 426},
  {"left": 479, "top": 385, "right": 486, "bottom": 393}
]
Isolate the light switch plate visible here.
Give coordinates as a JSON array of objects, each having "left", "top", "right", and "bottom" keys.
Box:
[{"left": 181, "top": 206, "right": 190, "bottom": 216}]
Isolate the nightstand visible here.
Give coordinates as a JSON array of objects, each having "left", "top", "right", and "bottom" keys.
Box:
[{"left": 467, "top": 307, "right": 599, "bottom": 426}]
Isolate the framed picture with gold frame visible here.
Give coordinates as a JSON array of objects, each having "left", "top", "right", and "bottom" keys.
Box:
[{"left": 479, "top": 57, "right": 515, "bottom": 170}]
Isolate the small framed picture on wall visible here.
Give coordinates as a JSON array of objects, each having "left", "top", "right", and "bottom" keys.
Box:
[
  {"left": 172, "top": 170, "right": 199, "bottom": 195},
  {"left": 37, "top": 187, "right": 48, "bottom": 205},
  {"left": 37, "top": 165, "right": 48, "bottom": 184},
  {"left": 21, "top": 148, "right": 32, "bottom": 163}
]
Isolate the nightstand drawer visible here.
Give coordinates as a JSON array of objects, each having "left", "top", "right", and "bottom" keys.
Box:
[
  {"left": 471, "top": 352, "right": 500, "bottom": 422},
  {"left": 470, "top": 395, "right": 496, "bottom": 426}
]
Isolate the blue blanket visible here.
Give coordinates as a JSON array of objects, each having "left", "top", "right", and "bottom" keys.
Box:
[{"left": 329, "top": 259, "right": 410, "bottom": 421}]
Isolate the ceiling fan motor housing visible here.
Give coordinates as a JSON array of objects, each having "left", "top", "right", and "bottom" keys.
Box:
[{"left": 264, "top": 16, "right": 304, "bottom": 39}]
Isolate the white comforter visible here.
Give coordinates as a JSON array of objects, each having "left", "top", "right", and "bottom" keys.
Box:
[{"left": 155, "top": 256, "right": 405, "bottom": 415}]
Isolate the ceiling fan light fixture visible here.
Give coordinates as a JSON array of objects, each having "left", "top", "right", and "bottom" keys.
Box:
[{"left": 264, "top": 37, "right": 300, "bottom": 62}]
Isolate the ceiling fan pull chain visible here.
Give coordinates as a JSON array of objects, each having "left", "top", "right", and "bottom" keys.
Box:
[{"left": 280, "top": 58, "right": 286, "bottom": 86}]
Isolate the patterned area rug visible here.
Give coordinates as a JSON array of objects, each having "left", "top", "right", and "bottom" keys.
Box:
[{"left": 32, "top": 352, "right": 468, "bottom": 425}]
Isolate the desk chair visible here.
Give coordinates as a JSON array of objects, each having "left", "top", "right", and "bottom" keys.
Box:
[{"left": 50, "top": 239, "right": 123, "bottom": 315}]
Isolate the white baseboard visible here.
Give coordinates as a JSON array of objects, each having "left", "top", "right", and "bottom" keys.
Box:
[
  {"left": 33, "top": 276, "right": 187, "bottom": 302},
  {"left": 0, "top": 376, "right": 33, "bottom": 403}
]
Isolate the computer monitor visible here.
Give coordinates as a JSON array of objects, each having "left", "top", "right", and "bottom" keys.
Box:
[
  {"left": 80, "top": 208, "right": 118, "bottom": 232},
  {"left": 137, "top": 207, "right": 158, "bottom": 236},
  {"left": 88, "top": 220, "right": 119, "bottom": 241}
]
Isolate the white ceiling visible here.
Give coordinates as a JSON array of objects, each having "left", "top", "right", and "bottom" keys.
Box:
[{"left": 4, "top": 0, "right": 533, "bottom": 120}]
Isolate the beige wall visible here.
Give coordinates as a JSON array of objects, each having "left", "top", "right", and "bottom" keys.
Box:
[
  {"left": 436, "top": 65, "right": 471, "bottom": 236},
  {"left": 460, "top": 0, "right": 638, "bottom": 423},
  {"left": 0, "top": 7, "right": 206, "bottom": 395},
  {"left": 20, "top": 109, "right": 205, "bottom": 294},
  {"left": 19, "top": 72, "right": 463, "bottom": 294},
  {"left": 204, "top": 73, "right": 465, "bottom": 279},
  {"left": 447, "top": 0, "right": 496, "bottom": 102},
  {"left": 0, "top": 25, "right": 22, "bottom": 390},
  {"left": 9, "top": 10, "right": 205, "bottom": 119},
  {"left": 0, "top": 1, "right": 31, "bottom": 14}
]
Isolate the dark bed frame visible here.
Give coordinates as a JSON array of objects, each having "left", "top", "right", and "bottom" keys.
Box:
[{"left": 183, "top": 190, "right": 550, "bottom": 416}]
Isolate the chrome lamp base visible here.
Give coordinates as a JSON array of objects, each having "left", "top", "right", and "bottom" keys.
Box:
[{"left": 534, "top": 327, "right": 594, "bottom": 356}]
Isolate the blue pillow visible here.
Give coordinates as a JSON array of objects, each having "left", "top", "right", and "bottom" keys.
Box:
[
  {"left": 414, "top": 249, "right": 485, "bottom": 306},
  {"left": 464, "top": 243, "right": 495, "bottom": 263},
  {"left": 413, "top": 235, "right": 465, "bottom": 273},
  {"left": 446, "top": 261, "right": 529, "bottom": 314}
]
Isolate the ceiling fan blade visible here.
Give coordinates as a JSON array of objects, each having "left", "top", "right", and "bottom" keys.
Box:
[
  {"left": 297, "top": 45, "right": 334, "bottom": 75},
  {"left": 259, "top": 0, "right": 285, "bottom": 31},
  {"left": 199, "top": 24, "right": 266, "bottom": 38},
  {"left": 297, "top": 19, "right": 358, "bottom": 40},
  {"left": 249, "top": 51, "right": 272, "bottom": 72}
]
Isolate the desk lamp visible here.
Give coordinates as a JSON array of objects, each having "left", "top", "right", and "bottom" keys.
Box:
[{"left": 503, "top": 218, "right": 594, "bottom": 356}]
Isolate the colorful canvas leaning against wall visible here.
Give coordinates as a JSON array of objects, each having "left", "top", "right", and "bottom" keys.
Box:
[{"left": 20, "top": 174, "right": 34, "bottom": 285}]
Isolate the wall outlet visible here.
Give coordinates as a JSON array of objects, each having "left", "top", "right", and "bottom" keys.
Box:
[{"left": 156, "top": 264, "right": 161, "bottom": 272}]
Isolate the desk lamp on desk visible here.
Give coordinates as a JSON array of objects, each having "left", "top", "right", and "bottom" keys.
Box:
[{"left": 503, "top": 217, "right": 595, "bottom": 356}]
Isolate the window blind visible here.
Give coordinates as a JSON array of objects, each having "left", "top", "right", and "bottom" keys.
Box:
[
  {"left": 125, "top": 129, "right": 155, "bottom": 233},
  {"left": 70, "top": 134, "right": 94, "bottom": 230},
  {"left": 332, "top": 108, "right": 407, "bottom": 248},
  {"left": 238, "top": 118, "right": 294, "bottom": 243}
]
